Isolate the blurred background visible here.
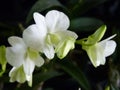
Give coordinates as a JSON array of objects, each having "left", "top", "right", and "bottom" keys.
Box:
[{"left": 0, "top": 0, "right": 120, "bottom": 90}]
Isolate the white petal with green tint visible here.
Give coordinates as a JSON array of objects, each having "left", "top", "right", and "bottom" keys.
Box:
[
  {"left": 8, "top": 36, "right": 26, "bottom": 47},
  {"left": 54, "top": 30, "right": 78, "bottom": 59},
  {"left": 56, "top": 30, "right": 78, "bottom": 40},
  {"left": 6, "top": 37, "right": 26, "bottom": 67},
  {"left": 45, "top": 10, "right": 70, "bottom": 32},
  {"left": 33, "top": 12, "right": 47, "bottom": 30},
  {"left": 6, "top": 47, "right": 24, "bottom": 67},
  {"left": 23, "top": 57, "right": 35, "bottom": 75},
  {"left": 103, "top": 40, "right": 116, "bottom": 57},
  {"left": 23, "top": 24, "right": 46, "bottom": 51},
  {"left": 43, "top": 45, "right": 55, "bottom": 59},
  {"left": 55, "top": 38, "right": 75, "bottom": 59},
  {"left": 9, "top": 66, "right": 26, "bottom": 83},
  {"left": 46, "top": 33, "right": 60, "bottom": 46},
  {"left": 27, "top": 48, "right": 45, "bottom": 67},
  {"left": 99, "top": 34, "right": 117, "bottom": 57},
  {"left": 26, "top": 74, "right": 32, "bottom": 87},
  {"left": 34, "top": 55, "right": 44, "bottom": 67},
  {"left": 86, "top": 42, "right": 106, "bottom": 67}
]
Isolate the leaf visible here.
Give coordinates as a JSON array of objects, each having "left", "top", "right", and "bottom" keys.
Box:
[
  {"left": 26, "top": 0, "right": 63, "bottom": 23},
  {"left": 70, "top": 0, "right": 108, "bottom": 16},
  {"left": 33, "top": 71, "right": 62, "bottom": 86},
  {"left": 58, "top": 60, "right": 91, "bottom": 90},
  {"left": 0, "top": 45, "right": 7, "bottom": 76},
  {"left": 70, "top": 17, "right": 104, "bottom": 32}
]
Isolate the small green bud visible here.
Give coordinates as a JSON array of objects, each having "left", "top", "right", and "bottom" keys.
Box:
[{"left": 0, "top": 45, "right": 7, "bottom": 76}]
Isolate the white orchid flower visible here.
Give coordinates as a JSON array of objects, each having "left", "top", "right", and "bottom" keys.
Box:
[
  {"left": 23, "top": 10, "right": 78, "bottom": 59},
  {"left": 6, "top": 36, "right": 44, "bottom": 86},
  {"left": 77, "top": 25, "right": 116, "bottom": 67}
]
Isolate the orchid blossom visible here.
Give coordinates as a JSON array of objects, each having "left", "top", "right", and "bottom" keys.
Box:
[
  {"left": 23, "top": 10, "right": 78, "bottom": 59},
  {"left": 77, "top": 25, "right": 116, "bottom": 67},
  {"left": 6, "top": 36, "right": 44, "bottom": 86}
]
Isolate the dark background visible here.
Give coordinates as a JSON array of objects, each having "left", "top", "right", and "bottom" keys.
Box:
[{"left": 0, "top": 0, "right": 120, "bottom": 23}]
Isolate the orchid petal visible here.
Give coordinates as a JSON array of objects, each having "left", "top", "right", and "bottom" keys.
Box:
[
  {"left": 46, "top": 33, "right": 60, "bottom": 46},
  {"left": 43, "top": 45, "right": 55, "bottom": 59},
  {"left": 104, "top": 40, "right": 116, "bottom": 57},
  {"left": 9, "top": 66, "right": 26, "bottom": 83},
  {"left": 85, "top": 43, "right": 106, "bottom": 67},
  {"left": 23, "top": 57, "right": 35, "bottom": 75},
  {"left": 34, "top": 55, "right": 44, "bottom": 67},
  {"left": 6, "top": 47, "right": 24, "bottom": 67},
  {"left": 6, "top": 37, "right": 26, "bottom": 67},
  {"left": 57, "top": 30, "right": 78, "bottom": 40},
  {"left": 45, "top": 10, "right": 70, "bottom": 32},
  {"left": 23, "top": 24, "right": 46, "bottom": 51},
  {"left": 51, "top": 31, "right": 77, "bottom": 59},
  {"left": 8, "top": 36, "right": 26, "bottom": 47},
  {"left": 26, "top": 74, "right": 32, "bottom": 87},
  {"left": 33, "top": 12, "right": 47, "bottom": 30},
  {"left": 27, "top": 48, "right": 44, "bottom": 67},
  {"left": 99, "top": 34, "right": 116, "bottom": 57},
  {"left": 56, "top": 38, "right": 75, "bottom": 59},
  {"left": 26, "top": 48, "right": 44, "bottom": 67}
]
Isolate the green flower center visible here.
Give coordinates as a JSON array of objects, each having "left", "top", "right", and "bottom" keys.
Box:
[{"left": 26, "top": 48, "right": 39, "bottom": 60}]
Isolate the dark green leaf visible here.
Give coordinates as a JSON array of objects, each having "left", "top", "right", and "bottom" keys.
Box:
[
  {"left": 70, "top": 17, "right": 104, "bottom": 32},
  {"left": 58, "top": 60, "right": 91, "bottom": 90},
  {"left": 16, "top": 70, "right": 63, "bottom": 90},
  {"left": 70, "top": 0, "right": 108, "bottom": 17},
  {"left": 26, "top": 0, "right": 63, "bottom": 23}
]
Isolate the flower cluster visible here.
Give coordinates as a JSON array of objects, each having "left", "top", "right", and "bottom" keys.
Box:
[
  {"left": 5, "top": 10, "right": 78, "bottom": 86},
  {"left": 0, "top": 10, "right": 117, "bottom": 87}
]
